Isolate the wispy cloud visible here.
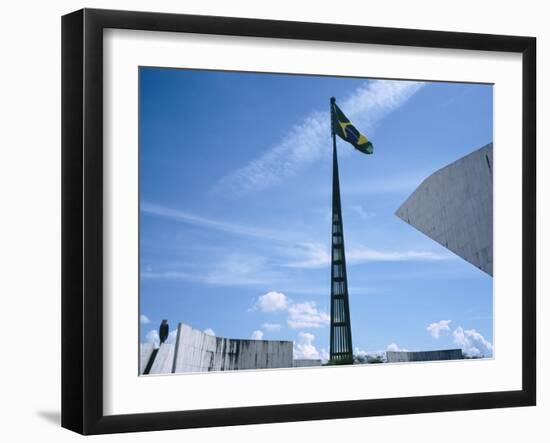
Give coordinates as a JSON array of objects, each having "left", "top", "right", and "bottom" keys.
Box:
[
  {"left": 142, "top": 202, "right": 451, "bottom": 276},
  {"left": 283, "top": 242, "right": 453, "bottom": 269},
  {"left": 282, "top": 242, "right": 330, "bottom": 269},
  {"left": 350, "top": 205, "right": 376, "bottom": 221},
  {"left": 140, "top": 314, "right": 151, "bottom": 325},
  {"left": 214, "top": 80, "right": 425, "bottom": 195},
  {"left": 141, "top": 202, "right": 278, "bottom": 240},
  {"left": 348, "top": 246, "right": 452, "bottom": 263},
  {"left": 339, "top": 173, "right": 431, "bottom": 196},
  {"left": 141, "top": 270, "right": 195, "bottom": 280},
  {"left": 143, "top": 253, "right": 283, "bottom": 287}
]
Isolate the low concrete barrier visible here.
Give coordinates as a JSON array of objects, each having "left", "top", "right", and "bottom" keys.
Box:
[{"left": 386, "top": 349, "right": 463, "bottom": 363}]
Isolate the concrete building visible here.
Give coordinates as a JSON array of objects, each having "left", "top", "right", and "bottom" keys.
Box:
[
  {"left": 395, "top": 143, "right": 493, "bottom": 276},
  {"left": 142, "top": 322, "right": 294, "bottom": 375},
  {"left": 386, "top": 349, "right": 463, "bottom": 363}
]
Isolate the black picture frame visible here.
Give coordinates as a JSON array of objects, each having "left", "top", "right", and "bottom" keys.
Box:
[{"left": 62, "top": 8, "right": 536, "bottom": 435}]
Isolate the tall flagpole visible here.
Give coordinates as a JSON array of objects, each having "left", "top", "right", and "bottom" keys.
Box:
[{"left": 329, "top": 97, "right": 354, "bottom": 364}]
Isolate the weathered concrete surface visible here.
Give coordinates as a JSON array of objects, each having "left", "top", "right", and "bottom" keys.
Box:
[
  {"left": 149, "top": 343, "right": 175, "bottom": 374},
  {"left": 395, "top": 143, "right": 493, "bottom": 276},
  {"left": 386, "top": 349, "right": 463, "bottom": 363},
  {"left": 143, "top": 322, "right": 293, "bottom": 374},
  {"left": 293, "top": 359, "right": 322, "bottom": 367},
  {"left": 139, "top": 342, "right": 155, "bottom": 375}
]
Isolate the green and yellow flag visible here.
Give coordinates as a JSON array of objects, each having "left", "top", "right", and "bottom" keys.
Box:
[{"left": 332, "top": 103, "right": 373, "bottom": 155}]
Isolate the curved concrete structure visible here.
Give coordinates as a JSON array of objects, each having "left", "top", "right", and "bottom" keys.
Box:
[{"left": 395, "top": 143, "right": 493, "bottom": 276}]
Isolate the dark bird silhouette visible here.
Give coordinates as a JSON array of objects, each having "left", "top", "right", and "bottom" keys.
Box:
[{"left": 159, "top": 320, "right": 169, "bottom": 344}]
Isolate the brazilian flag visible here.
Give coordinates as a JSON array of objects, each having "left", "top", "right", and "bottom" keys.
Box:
[{"left": 332, "top": 103, "right": 373, "bottom": 155}]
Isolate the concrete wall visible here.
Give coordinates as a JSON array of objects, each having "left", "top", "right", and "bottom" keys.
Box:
[
  {"left": 386, "top": 349, "right": 463, "bottom": 363},
  {"left": 293, "top": 359, "right": 322, "bottom": 367},
  {"left": 143, "top": 322, "right": 294, "bottom": 375},
  {"left": 139, "top": 342, "right": 155, "bottom": 374},
  {"left": 149, "top": 343, "right": 175, "bottom": 374},
  {"left": 395, "top": 143, "right": 493, "bottom": 275}
]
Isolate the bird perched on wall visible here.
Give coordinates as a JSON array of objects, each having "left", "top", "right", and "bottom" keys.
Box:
[{"left": 159, "top": 320, "right": 169, "bottom": 344}]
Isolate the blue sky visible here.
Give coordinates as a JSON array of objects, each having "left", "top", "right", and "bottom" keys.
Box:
[{"left": 139, "top": 67, "right": 493, "bottom": 361}]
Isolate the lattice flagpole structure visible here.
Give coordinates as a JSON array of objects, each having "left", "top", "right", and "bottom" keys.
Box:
[{"left": 329, "top": 97, "right": 354, "bottom": 364}]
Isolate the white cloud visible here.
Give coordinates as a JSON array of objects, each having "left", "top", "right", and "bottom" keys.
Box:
[
  {"left": 140, "top": 314, "right": 151, "bottom": 325},
  {"left": 251, "top": 292, "right": 329, "bottom": 330},
  {"left": 427, "top": 320, "right": 452, "bottom": 339},
  {"left": 251, "top": 291, "right": 329, "bottom": 330},
  {"left": 262, "top": 323, "right": 281, "bottom": 332},
  {"left": 293, "top": 332, "right": 329, "bottom": 361},
  {"left": 453, "top": 326, "right": 493, "bottom": 357},
  {"left": 251, "top": 330, "right": 264, "bottom": 340},
  {"left": 145, "top": 329, "right": 160, "bottom": 349},
  {"left": 287, "top": 301, "right": 330, "bottom": 329},
  {"left": 254, "top": 291, "right": 288, "bottom": 312},
  {"left": 452, "top": 327, "right": 466, "bottom": 345},
  {"left": 466, "top": 346, "right": 482, "bottom": 357},
  {"left": 204, "top": 328, "right": 216, "bottom": 336},
  {"left": 464, "top": 329, "right": 493, "bottom": 351},
  {"left": 386, "top": 343, "right": 409, "bottom": 352},
  {"left": 214, "top": 80, "right": 425, "bottom": 195}
]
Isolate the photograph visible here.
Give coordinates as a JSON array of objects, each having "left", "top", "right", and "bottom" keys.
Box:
[
  {"left": 0, "top": 0, "right": 542, "bottom": 439},
  {"left": 138, "top": 67, "right": 494, "bottom": 375}
]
